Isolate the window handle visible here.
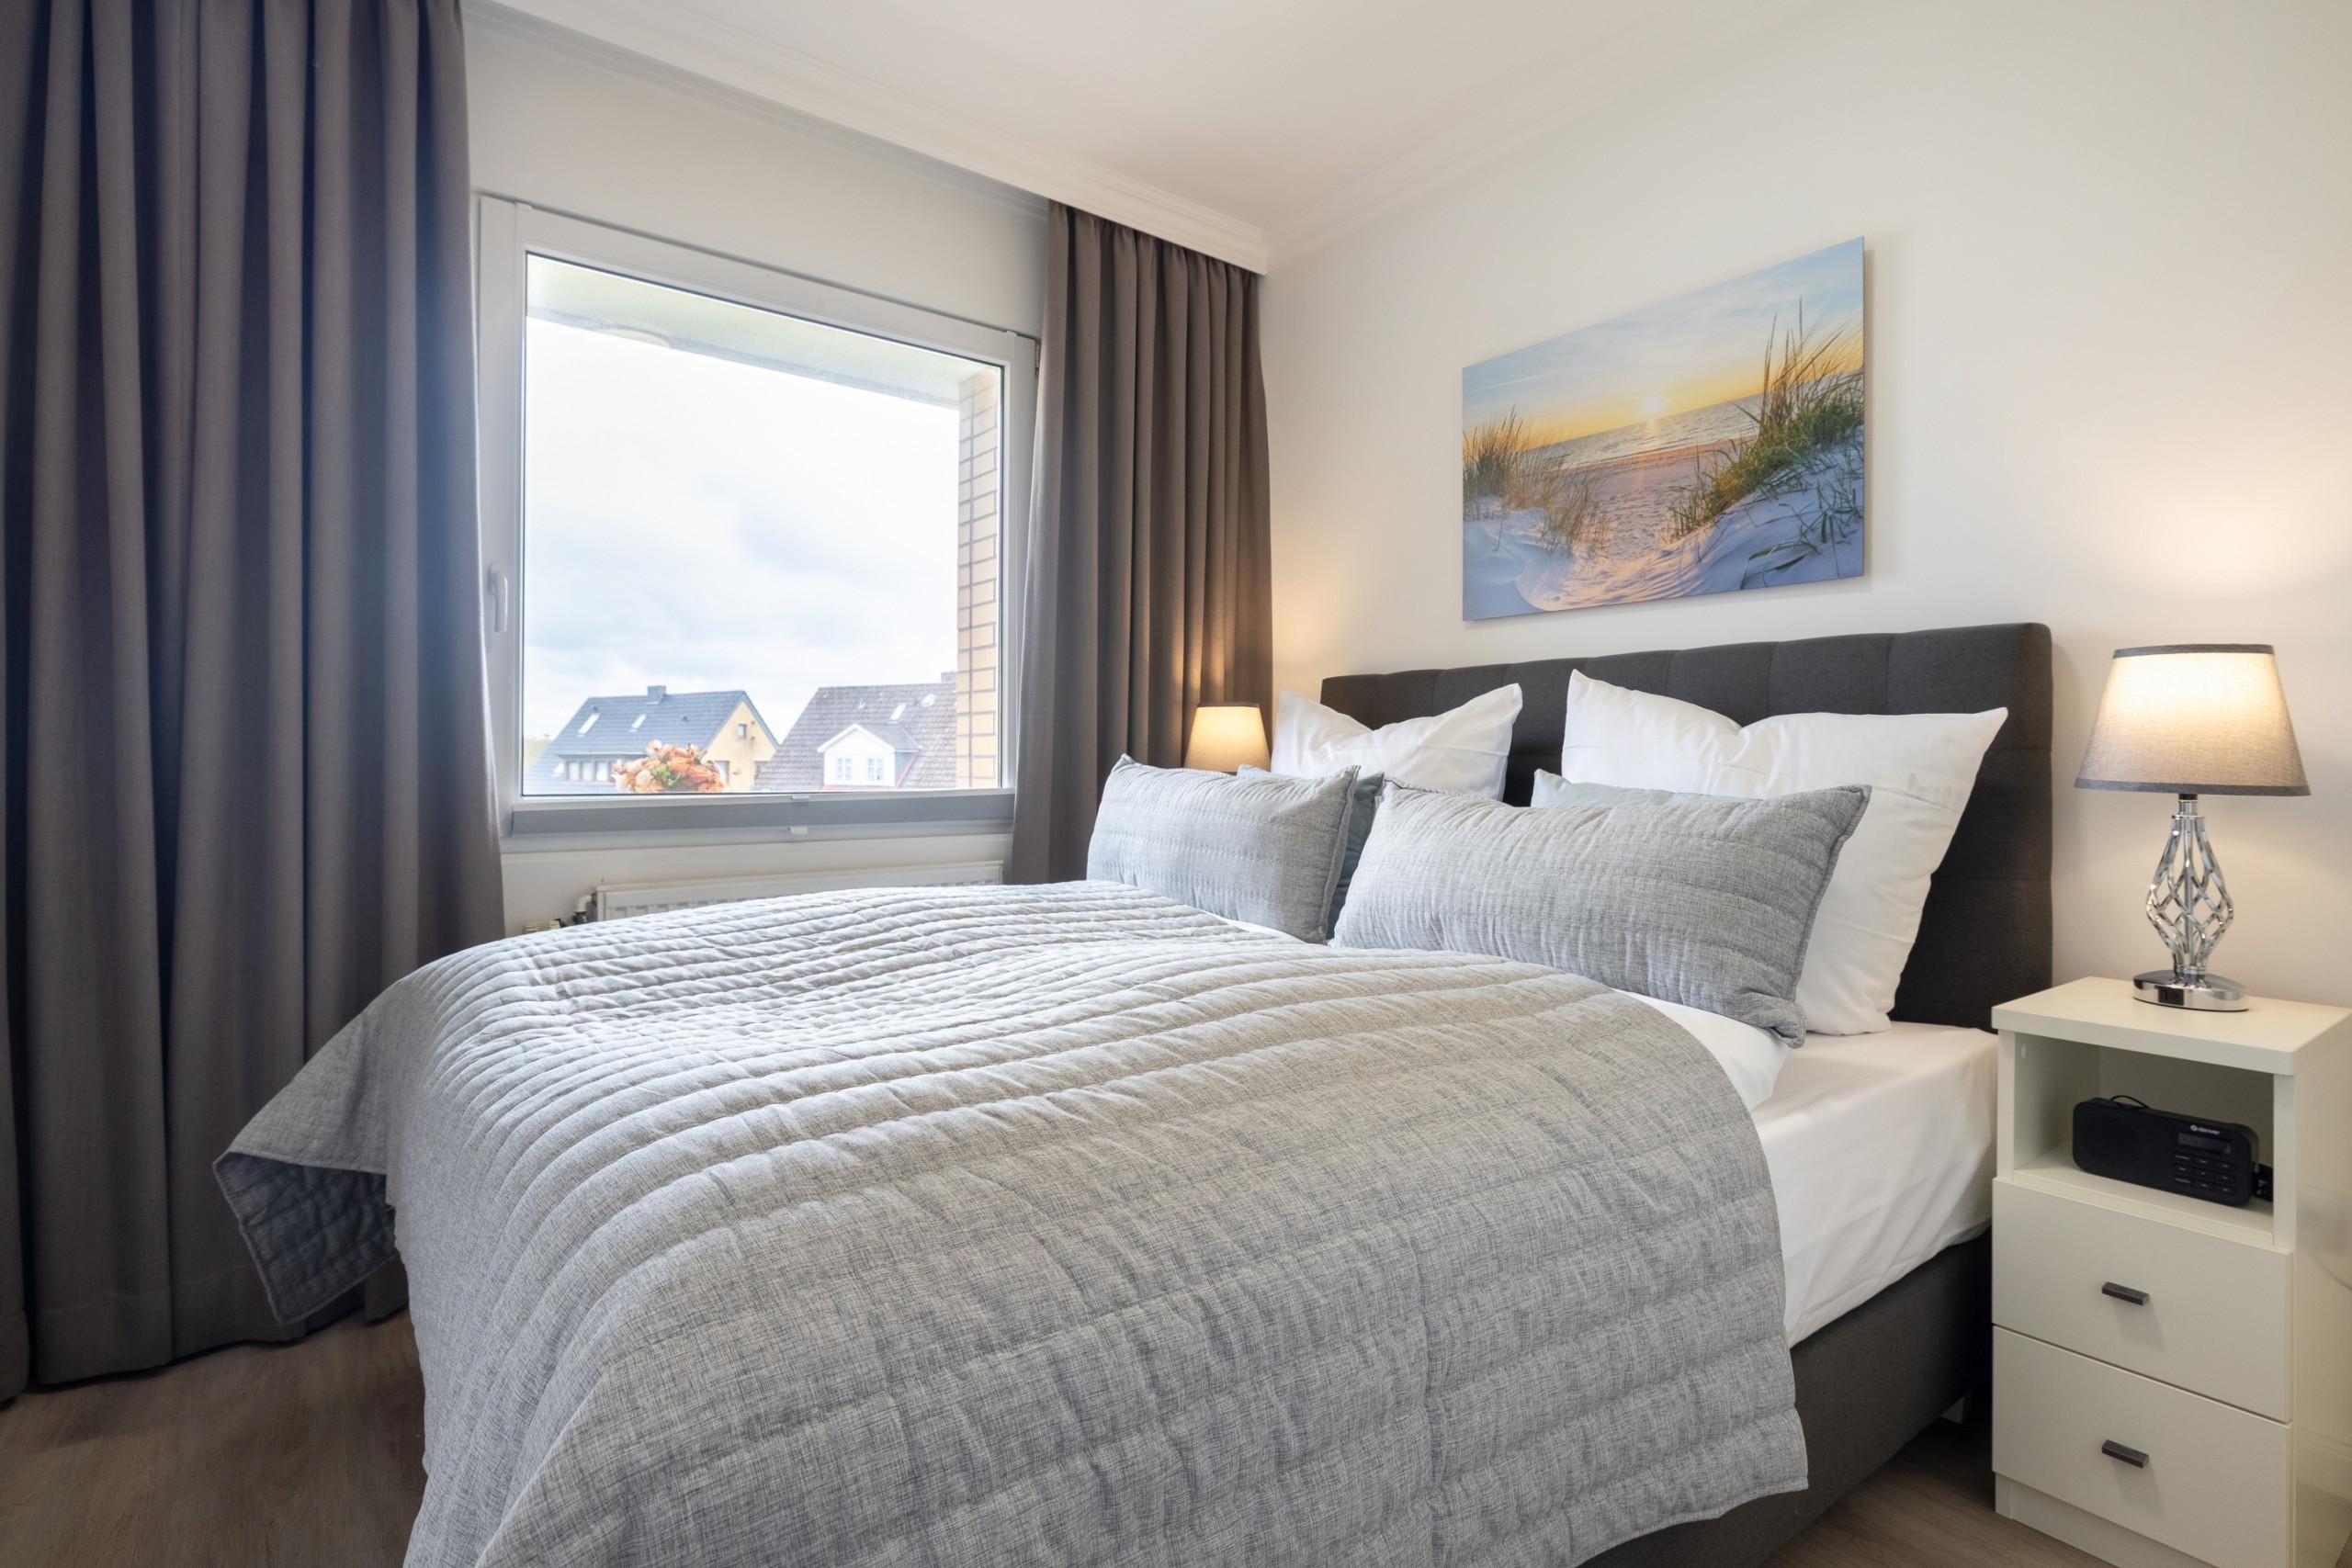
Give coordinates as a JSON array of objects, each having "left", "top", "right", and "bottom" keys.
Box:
[
  {"left": 2101, "top": 1281, "right": 2150, "bottom": 1306},
  {"left": 2101, "top": 1439, "right": 2149, "bottom": 1469},
  {"left": 485, "top": 568, "right": 510, "bottom": 634}
]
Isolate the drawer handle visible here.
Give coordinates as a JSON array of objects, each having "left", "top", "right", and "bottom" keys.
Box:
[
  {"left": 2100, "top": 1281, "right": 2150, "bottom": 1306},
  {"left": 2101, "top": 1439, "right": 2150, "bottom": 1469}
]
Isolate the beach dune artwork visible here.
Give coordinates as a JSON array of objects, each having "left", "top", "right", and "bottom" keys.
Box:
[{"left": 1463, "top": 237, "right": 1864, "bottom": 618}]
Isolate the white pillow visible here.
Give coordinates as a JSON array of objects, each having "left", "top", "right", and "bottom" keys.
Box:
[
  {"left": 1560, "top": 671, "right": 2005, "bottom": 1035},
  {"left": 1272, "top": 684, "right": 1521, "bottom": 798}
]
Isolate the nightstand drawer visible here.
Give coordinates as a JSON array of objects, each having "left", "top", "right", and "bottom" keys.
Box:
[
  {"left": 1993, "top": 1177, "right": 2289, "bottom": 1418},
  {"left": 1995, "top": 1328, "right": 2290, "bottom": 1568}
]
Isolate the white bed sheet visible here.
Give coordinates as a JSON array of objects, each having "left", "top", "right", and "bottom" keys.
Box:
[
  {"left": 1758, "top": 1021, "right": 1996, "bottom": 1343},
  {"left": 1618, "top": 990, "right": 1785, "bottom": 1111}
]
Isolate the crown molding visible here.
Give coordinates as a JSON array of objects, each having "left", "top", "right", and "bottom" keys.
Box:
[
  {"left": 1262, "top": 0, "right": 1830, "bottom": 269},
  {"left": 466, "top": 0, "right": 1269, "bottom": 273},
  {"left": 469, "top": 0, "right": 1837, "bottom": 279},
  {"left": 465, "top": 3, "right": 1048, "bottom": 227}
]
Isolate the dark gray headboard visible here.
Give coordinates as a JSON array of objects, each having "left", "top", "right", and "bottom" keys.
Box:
[{"left": 1319, "top": 622, "right": 2052, "bottom": 1029}]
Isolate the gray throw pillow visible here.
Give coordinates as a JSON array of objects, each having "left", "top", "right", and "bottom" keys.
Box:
[
  {"left": 1333, "top": 782, "right": 1869, "bottom": 1043},
  {"left": 1238, "top": 763, "right": 1383, "bottom": 930},
  {"left": 1531, "top": 773, "right": 1725, "bottom": 811},
  {"left": 1087, "top": 758, "right": 1362, "bottom": 941}
]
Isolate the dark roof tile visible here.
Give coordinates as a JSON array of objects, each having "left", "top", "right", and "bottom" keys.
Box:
[{"left": 758, "top": 676, "right": 958, "bottom": 791}]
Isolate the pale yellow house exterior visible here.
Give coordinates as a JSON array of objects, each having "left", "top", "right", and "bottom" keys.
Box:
[{"left": 701, "top": 698, "right": 777, "bottom": 793}]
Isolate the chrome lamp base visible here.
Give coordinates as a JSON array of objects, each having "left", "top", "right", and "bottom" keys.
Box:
[
  {"left": 2132, "top": 969, "right": 2247, "bottom": 1011},
  {"left": 2132, "top": 794, "right": 2249, "bottom": 1012}
]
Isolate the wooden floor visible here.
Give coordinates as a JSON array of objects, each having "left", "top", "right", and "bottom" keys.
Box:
[{"left": 0, "top": 1313, "right": 2234, "bottom": 1566}]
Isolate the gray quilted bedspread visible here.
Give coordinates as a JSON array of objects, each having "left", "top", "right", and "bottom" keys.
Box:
[{"left": 219, "top": 881, "right": 1803, "bottom": 1567}]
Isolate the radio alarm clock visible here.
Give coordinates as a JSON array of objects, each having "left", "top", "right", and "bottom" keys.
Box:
[{"left": 2072, "top": 1093, "right": 2268, "bottom": 1206}]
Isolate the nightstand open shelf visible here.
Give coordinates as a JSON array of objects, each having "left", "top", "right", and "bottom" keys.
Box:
[
  {"left": 1999, "top": 977, "right": 2317, "bottom": 1252},
  {"left": 1989, "top": 977, "right": 2352, "bottom": 1568}
]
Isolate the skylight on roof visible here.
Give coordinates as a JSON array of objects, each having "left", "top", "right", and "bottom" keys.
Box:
[
  {"left": 580, "top": 709, "right": 600, "bottom": 733},
  {"left": 631, "top": 714, "right": 646, "bottom": 729}
]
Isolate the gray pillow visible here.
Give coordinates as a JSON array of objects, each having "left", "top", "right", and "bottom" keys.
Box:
[
  {"left": 1238, "top": 763, "right": 1383, "bottom": 930},
  {"left": 1332, "top": 782, "right": 1869, "bottom": 1043},
  {"left": 1087, "top": 758, "right": 1362, "bottom": 941},
  {"left": 1531, "top": 773, "right": 1724, "bottom": 811}
]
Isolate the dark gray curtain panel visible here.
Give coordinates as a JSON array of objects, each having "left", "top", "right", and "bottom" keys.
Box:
[
  {"left": 1009, "top": 205, "right": 1272, "bottom": 881},
  {"left": 0, "top": 0, "right": 502, "bottom": 1399}
]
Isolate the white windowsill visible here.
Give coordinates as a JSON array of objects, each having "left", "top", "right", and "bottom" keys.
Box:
[{"left": 501, "top": 787, "right": 1014, "bottom": 854}]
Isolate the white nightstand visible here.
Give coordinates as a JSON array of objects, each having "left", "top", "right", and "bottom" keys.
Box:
[{"left": 1990, "top": 977, "right": 2352, "bottom": 1568}]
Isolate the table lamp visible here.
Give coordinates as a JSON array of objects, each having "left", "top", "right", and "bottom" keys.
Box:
[
  {"left": 1185, "top": 703, "right": 1270, "bottom": 773},
  {"left": 2075, "top": 644, "right": 2307, "bottom": 1010}
]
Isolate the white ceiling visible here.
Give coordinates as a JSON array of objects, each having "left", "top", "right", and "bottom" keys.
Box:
[{"left": 477, "top": 0, "right": 1826, "bottom": 271}]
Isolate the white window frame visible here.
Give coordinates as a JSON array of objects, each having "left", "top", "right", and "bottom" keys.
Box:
[{"left": 476, "top": 199, "right": 1034, "bottom": 844}]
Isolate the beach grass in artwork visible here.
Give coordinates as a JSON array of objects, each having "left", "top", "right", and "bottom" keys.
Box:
[
  {"left": 1462, "top": 238, "right": 1864, "bottom": 619},
  {"left": 1464, "top": 411, "right": 1603, "bottom": 553}
]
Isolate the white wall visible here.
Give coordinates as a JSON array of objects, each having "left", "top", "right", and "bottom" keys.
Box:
[
  {"left": 1264, "top": 0, "right": 2352, "bottom": 1006},
  {"left": 468, "top": 15, "right": 1047, "bottom": 337},
  {"left": 468, "top": 16, "right": 1045, "bottom": 928}
]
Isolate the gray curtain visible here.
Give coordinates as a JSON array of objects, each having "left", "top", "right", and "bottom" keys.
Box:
[
  {"left": 1009, "top": 205, "right": 1272, "bottom": 881},
  {"left": 0, "top": 0, "right": 502, "bottom": 1401}
]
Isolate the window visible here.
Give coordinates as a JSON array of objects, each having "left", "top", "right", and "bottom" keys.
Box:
[{"left": 478, "top": 202, "right": 1031, "bottom": 838}]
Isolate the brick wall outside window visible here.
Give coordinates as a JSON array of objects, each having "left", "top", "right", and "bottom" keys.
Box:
[{"left": 954, "top": 371, "right": 1001, "bottom": 789}]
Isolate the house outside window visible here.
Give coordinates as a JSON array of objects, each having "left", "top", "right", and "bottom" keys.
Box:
[{"left": 523, "top": 688, "right": 777, "bottom": 796}]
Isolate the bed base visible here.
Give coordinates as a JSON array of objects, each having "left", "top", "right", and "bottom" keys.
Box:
[{"left": 1589, "top": 1233, "right": 1993, "bottom": 1566}]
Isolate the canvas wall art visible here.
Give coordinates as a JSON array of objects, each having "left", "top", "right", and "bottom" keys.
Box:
[{"left": 1462, "top": 236, "right": 1864, "bottom": 619}]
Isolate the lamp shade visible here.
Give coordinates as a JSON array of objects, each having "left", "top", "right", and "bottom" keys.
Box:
[
  {"left": 2076, "top": 644, "right": 2308, "bottom": 795},
  {"left": 1185, "top": 703, "right": 1270, "bottom": 773}
]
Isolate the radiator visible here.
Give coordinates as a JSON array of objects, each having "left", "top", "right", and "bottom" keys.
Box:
[{"left": 592, "top": 860, "right": 1004, "bottom": 921}]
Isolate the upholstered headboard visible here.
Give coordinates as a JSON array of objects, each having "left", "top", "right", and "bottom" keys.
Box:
[{"left": 1318, "top": 622, "right": 2052, "bottom": 1029}]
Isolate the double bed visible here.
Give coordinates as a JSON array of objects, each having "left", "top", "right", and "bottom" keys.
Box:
[
  {"left": 220, "top": 622, "right": 2050, "bottom": 1567},
  {"left": 1323, "top": 622, "right": 2050, "bottom": 1562}
]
